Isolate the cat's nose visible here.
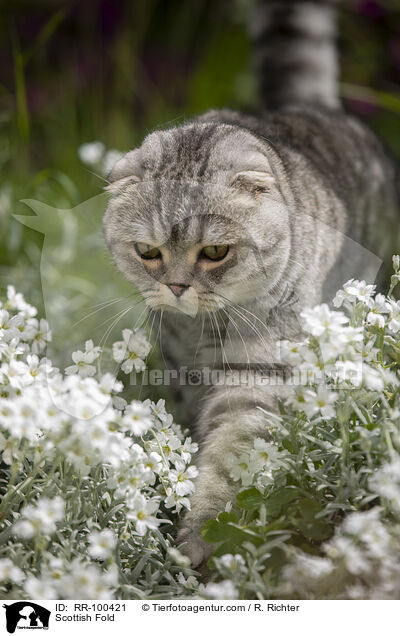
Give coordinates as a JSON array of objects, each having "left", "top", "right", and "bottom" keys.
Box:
[{"left": 167, "top": 283, "right": 189, "bottom": 297}]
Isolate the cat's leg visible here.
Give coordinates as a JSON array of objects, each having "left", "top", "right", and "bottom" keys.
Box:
[{"left": 178, "top": 384, "right": 282, "bottom": 566}]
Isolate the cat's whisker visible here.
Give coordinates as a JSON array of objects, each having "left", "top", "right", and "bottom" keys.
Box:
[
  {"left": 70, "top": 294, "right": 139, "bottom": 330},
  {"left": 94, "top": 298, "right": 144, "bottom": 341},
  {"left": 218, "top": 307, "right": 236, "bottom": 362},
  {"left": 85, "top": 167, "right": 109, "bottom": 184},
  {"left": 98, "top": 305, "right": 137, "bottom": 351},
  {"left": 206, "top": 309, "right": 218, "bottom": 369},
  {"left": 213, "top": 292, "right": 272, "bottom": 335},
  {"left": 133, "top": 304, "right": 151, "bottom": 331},
  {"left": 209, "top": 310, "right": 228, "bottom": 371},
  {"left": 213, "top": 310, "right": 233, "bottom": 373},
  {"left": 89, "top": 291, "right": 141, "bottom": 310},
  {"left": 193, "top": 313, "right": 206, "bottom": 368},
  {"left": 221, "top": 308, "right": 252, "bottom": 373},
  {"left": 97, "top": 298, "right": 147, "bottom": 354},
  {"left": 145, "top": 310, "right": 159, "bottom": 358},
  {"left": 158, "top": 309, "right": 170, "bottom": 369},
  {"left": 223, "top": 301, "right": 272, "bottom": 353}
]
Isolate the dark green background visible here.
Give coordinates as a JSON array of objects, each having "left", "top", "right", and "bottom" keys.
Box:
[{"left": 1, "top": 0, "right": 399, "bottom": 357}]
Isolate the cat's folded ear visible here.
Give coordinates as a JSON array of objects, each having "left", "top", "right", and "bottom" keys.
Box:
[
  {"left": 104, "top": 149, "right": 142, "bottom": 192},
  {"left": 230, "top": 170, "right": 275, "bottom": 195}
]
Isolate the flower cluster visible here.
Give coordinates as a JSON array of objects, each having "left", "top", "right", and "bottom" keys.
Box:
[
  {"left": 78, "top": 142, "right": 123, "bottom": 177},
  {"left": 3, "top": 257, "right": 400, "bottom": 600},
  {"left": 281, "top": 459, "right": 400, "bottom": 599},
  {"left": 226, "top": 438, "right": 289, "bottom": 489},
  {"left": 0, "top": 285, "right": 198, "bottom": 600},
  {"left": 198, "top": 259, "right": 400, "bottom": 599},
  {"left": 279, "top": 275, "right": 400, "bottom": 419},
  {"left": 112, "top": 329, "right": 151, "bottom": 374}
]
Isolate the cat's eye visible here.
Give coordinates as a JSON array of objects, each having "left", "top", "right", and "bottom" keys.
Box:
[
  {"left": 200, "top": 245, "right": 229, "bottom": 261},
  {"left": 134, "top": 242, "right": 161, "bottom": 260}
]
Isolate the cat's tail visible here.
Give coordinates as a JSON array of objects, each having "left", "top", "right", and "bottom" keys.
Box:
[{"left": 251, "top": 0, "right": 340, "bottom": 110}]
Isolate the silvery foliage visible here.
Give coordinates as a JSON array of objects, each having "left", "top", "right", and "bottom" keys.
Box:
[
  {"left": 2, "top": 256, "right": 400, "bottom": 599},
  {"left": 199, "top": 257, "right": 400, "bottom": 600},
  {"left": 0, "top": 286, "right": 199, "bottom": 599}
]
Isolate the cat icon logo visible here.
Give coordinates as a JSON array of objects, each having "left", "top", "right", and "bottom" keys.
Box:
[{"left": 3, "top": 602, "right": 51, "bottom": 633}]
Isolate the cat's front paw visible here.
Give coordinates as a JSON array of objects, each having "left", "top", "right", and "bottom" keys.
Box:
[{"left": 177, "top": 524, "right": 214, "bottom": 568}]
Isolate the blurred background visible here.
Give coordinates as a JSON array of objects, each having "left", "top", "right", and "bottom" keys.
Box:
[{"left": 0, "top": 0, "right": 400, "bottom": 371}]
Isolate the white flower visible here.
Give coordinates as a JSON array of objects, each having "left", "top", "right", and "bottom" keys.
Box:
[
  {"left": 177, "top": 572, "right": 199, "bottom": 588},
  {"left": 28, "top": 318, "right": 52, "bottom": 353},
  {"left": 102, "top": 149, "right": 124, "bottom": 176},
  {"left": 332, "top": 360, "right": 362, "bottom": 386},
  {"left": 150, "top": 431, "right": 182, "bottom": 464},
  {"left": 111, "top": 461, "right": 152, "bottom": 497},
  {"left": 387, "top": 299, "right": 400, "bottom": 333},
  {"left": 78, "top": 141, "right": 105, "bottom": 166},
  {"left": 0, "top": 310, "right": 23, "bottom": 342},
  {"left": 164, "top": 488, "right": 191, "bottom": 513},
  {"left": 0, "top": 558, "right": 25, "bottom": 584},
  {"left": 63, "top": 558, "right": 116, "bottom": 599},
  {"left": 65, "top": 340, "right": 101, "bottom": 377},
  {"left": 324, "top": 536, "right": 371, "bottom": 575},
  {"left": 217, "top": 553, "right": 246, "bottom": 574},
  {"left": 112, "top": 328, "right": 150, "bottom": 373},
  {"left": 286, "top": 386, "right": 309, "bottom": 412},
  {"left": 369, "top": 456, "right": 400, "bottom": 508},
  {"left": 227, "top": 452, "right": 254, "bottom": 486},
  {"left": 284, "top": 553, "right": 334, "bottom": 584},
  {"left": 343, "top": 280, "right": 376, "bottom": 303},
  {"left": 169, "top": 459, "right": 198, "bottom": 496},
  {"left": 46, "top": 556, "right": 65, "bottom": 582},
  {"left": 278, "top": 340, "right": 307, "bottom": 365},
  {"left": 301, "top": 304, "right": 348, "bottom": 338},
  {"left": 0, "top": 433, "right": 23, "bottom": 465},
  {"left": 144, "top": 451, "right": 163, "bottom": 475},
  {"left": 319, "top": 330, "right": 362, "bottom": 364},
  {"left": 24, "top": 576, "right": 57, "bottom": 599},
  {"left": 180, "top": 437, "right": 198, "bottom": 463},
  {"left": 121, "top": 401, "right": 153, "bottom": 436},
  {"left": 302, "top": 385, "right": 338, "bottom": 419},
  {"left": 5, "top": 286, "right": 37, "bottom": 317},
  {"left": 99, "top": 372, "right": 123, "bottom": 396},
  {"left": 88, "top": 529, "right": 117, "bottom": 560},
  {"left": 0, "top": 359, "right": 31, "bottom": 389},
  {"left": 342, "top": 509, "right": 390, "bottom": 559},
  {"left": 146, "top": 398, "right": 169, "bottom": 423},
  {"left": 333, "top": 279, "right": 375, "bottom": 307},
  {"left": 249, "top": 438, "right": 285, "bottom": 473},
  {"left": 367, "top": 294, "right": 390, "bottom": 327},
  {"left": 14, "top": 497, "right": 64, "bottom": 538},
  {"left": 203, "top": 580, "right": 238, "bottom": 600},
  {"left": 127, "top": 494, "right": 160, "bottom": 536},
  {"left": 167, "top": 547, "right": 191, "bottom": 568}
]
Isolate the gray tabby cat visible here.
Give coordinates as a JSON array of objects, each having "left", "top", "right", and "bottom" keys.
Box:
[{"left": 103, "top": 0, "right": 399, "bottom": 566}]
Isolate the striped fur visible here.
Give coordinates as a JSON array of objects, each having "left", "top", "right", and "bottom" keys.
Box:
[
  {"left": 103, "top": 3, "right": 400, "bottom": 566},
  {"left": 251, "top": 0, "right": 340, "bottom": 109}
]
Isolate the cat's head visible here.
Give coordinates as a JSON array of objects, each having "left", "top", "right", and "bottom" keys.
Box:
[{"left": 103, "top": 122, "right": 290, "bottom": 316}]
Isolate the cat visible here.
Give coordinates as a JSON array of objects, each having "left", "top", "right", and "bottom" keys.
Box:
[{"left": 103, "top": 0, "right": 400, "bottom": 566}]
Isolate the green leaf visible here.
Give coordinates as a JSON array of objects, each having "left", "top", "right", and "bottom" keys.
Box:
[
  {"left": 207, "top": 541, "right": 240, "bottom": 563},
  {"left": 297, "top": 520, "right": 332, "bottom": 541},
  {"left": 237, "top": 487, "right": 264, "bottom": 510},
  {"left": 265, "top": 486, "right": 300, "bottom": 518},
  {"left": 216, "top": 511, "right": 238, "bottom": 524},
  {"left": 201, "top": 513, "right": 260, "bottom": 546},
  {"left": 201, "top": 519, "right": 227, "bottom": 543},
  {"left": 297, "top": 498, "right": 322, "bottom": 522}
]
